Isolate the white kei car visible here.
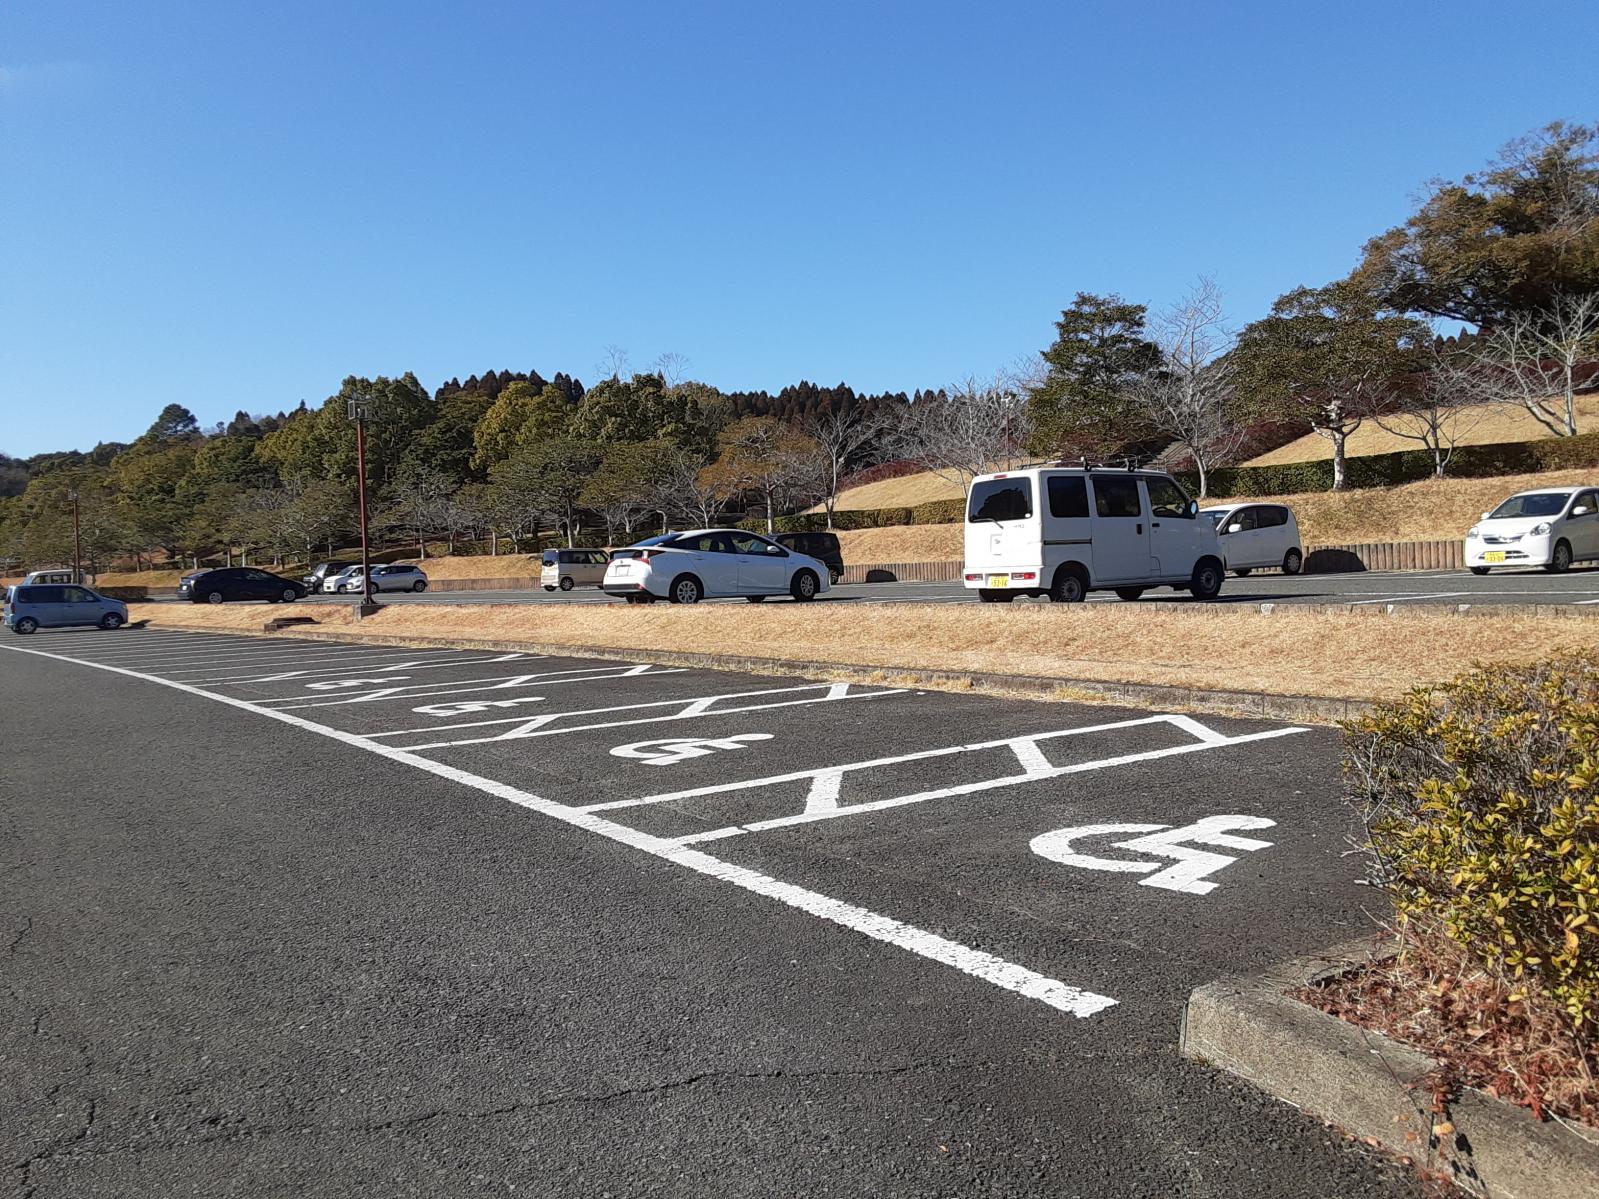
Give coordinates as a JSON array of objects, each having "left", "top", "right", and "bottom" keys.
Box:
[
  {"left": 1201, "top": 503, "right": 1304, "bottom": 577},
  {"left": 1465, "top": 487, "right": 1599, "bottom": 574},
  {"left": 603, "top": 529, "right": 832, "bottom": 604}
]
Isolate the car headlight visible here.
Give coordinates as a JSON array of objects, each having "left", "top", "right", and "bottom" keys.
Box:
[
  {"left": 1466, "top": 525, "right": 1479, "bottom": 539},
  {"left": 1531, "top": 522, "right": 1551, "bottom": 535}
]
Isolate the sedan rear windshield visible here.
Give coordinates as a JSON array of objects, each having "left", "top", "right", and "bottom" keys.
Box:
[
  {"left": 611, "top": 535, "right": 677, "bottom": 559},
  {"left": 968, "top": 479, "right": 1033, "bottom": 523},
  {"left": 1489, "top": 493, "right": 1571, "bottom": 519}
]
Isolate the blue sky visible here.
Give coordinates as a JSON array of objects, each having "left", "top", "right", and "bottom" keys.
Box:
[{"left": 2, "top": 1, "right": 1594, "bottom": 457}]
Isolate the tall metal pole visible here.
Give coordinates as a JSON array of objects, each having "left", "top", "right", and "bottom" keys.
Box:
[
  {"left": 354, "top": 413, "right": 372, "bottom": 609},
  {"left": 69, "top": 489, "right": 82, "bottom": 583}
]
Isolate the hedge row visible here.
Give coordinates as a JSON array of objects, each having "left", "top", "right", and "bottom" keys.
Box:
[{"left": 1176, "top": 430, "right": 1599, "bottom": 498}]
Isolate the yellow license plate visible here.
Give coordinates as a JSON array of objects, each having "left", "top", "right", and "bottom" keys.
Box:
[
  {"left": 987, "top": 574, "right": 1009, "bottom": 587},
  {"left": 1483, "top": 551, "right": 1506, "bottom": 563}
]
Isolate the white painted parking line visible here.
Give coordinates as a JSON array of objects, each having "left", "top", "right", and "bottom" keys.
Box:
[
  {"left": 156, "top": 648, "right": 481, "bottom": 675},
  {"left": 1, "top": 639, "right": 1117, "bottom": 1019},
  {"left": 587, "top": 714, "right": 1307, "bottom": 845},
  {"left": 263, "top": 663, "right": 689, "bottom": 709},
  {"left": 383, "top": 682, "right": 908, "bottom": 749},
  {"left": 190, "top": 651, "right": 531, "bottom": 684}
]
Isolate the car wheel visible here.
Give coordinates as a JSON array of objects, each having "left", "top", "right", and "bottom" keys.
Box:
[
  {"left": 790, "top": 569, "right": 818, "bottom": 602},
  {"left": 978, "top": 589, "right": 1015, "bottom": 603},
  {"left": 99, "top": 613, "right": 124, "bottom": 630},
  {"left": 1547, "top": 540, "right": 1573, "bottom": 573},
  {"left": 13, "top": 616, "right": 38, "bottom": 634},
  {"left": 559, "top": 576, "right": 575, "bottom": 591},
  {"left": 1282, "top": 548, "right": 1304, "bottom": 575},
  {"left": 543, "top": 585, "right": 556, "bottom": 592},
  {"left": 1048, "top": 566, "right": 1087, "bottom": 604},
  {"left": 412, "top": 581, "right": 427, "bottom": 593},
  {"left": 206, "top": 591, "right": 225, "bottom": 605},
  {"left": 1189, "top": 557, "right": 1224, "bottom": 601},
  {"left": 281, "top": 587, "right": 298, "bottom": 603},
  {"left": 626, "top": 593, "right": 657, "bottom": 605},
  {"left": 367, "top": 582, "right": 379, "bottom": 596},
  {"left": 1470, "top": 566, "right": 1491, "bottom": 576},
  {"left": 829, "top": 570, "right": 841, "bottom": 586},
  {"left": 746, "top": 594, "right": 767, "bottom": 603},
  {"left": 1114, "top": 587, "right": 1145, "bottom": 601},
  {"left": 669, "top": 575, "right": 703, "bottom": 604},
  {"left": 1232, "top": 568, "right": 1252, "bottom": 578}
]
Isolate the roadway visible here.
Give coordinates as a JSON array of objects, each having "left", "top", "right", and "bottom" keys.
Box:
[
  {"left": 2, "top": 627, "right": 1422, "bottom": 1197},
  {"left": 270, "top": 565, "right": 1599, "bottom": 609}
]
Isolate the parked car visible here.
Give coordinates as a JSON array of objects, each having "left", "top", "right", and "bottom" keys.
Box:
[
  {"left": 21, "top": 569, "right": 80, "bottom": 585},
  {"left": 542, "top": 548, "right": 611, "bottom": 591},
  {"left": 1465, "top": 487, "right": 1599, "bottom": 574},
  {"left": 602, "top": 529, "right": 832, "bottom": 604},
  {"left": 1202, "top": 503, "right": 1303, "bottom": 576},
  {"left": 773, "top": 531, "right": 844, "bottom": 585},
  {"left": 328, "top": 564, "right": 429, "bottom": 594},
  {"left": 4, "top": 583, "right": 128, "bottom": 634},
  {"left": 178, "top": 567, "right": 307, "bottom": 604},
  {"left": 303, "top": 560, "right": 355, "bottom": 592},
  {"left": 962, "top": 467, "right": 1224, "bottom": 602}
]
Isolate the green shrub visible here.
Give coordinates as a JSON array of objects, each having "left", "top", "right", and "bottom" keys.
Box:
[{"left": 1342, "top": 653, "right": 1599, "bottom": 1029}]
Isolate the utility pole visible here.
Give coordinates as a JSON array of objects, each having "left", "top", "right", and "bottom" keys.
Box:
[
  {"left": 67, "top": 488, "right": 83, "bottom": 583},
  {"left": 347, "top": 392, "right": 378, "bottom": 616}
]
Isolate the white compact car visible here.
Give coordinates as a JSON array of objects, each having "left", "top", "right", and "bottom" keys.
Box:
[
  {"left": 603, "top": 530, "right": 831, "bottom": 604},
  {"left": 1465, "top": 487, "right": 1599, "bottom": 574},
  {"left": 1202, "top": 503, "right": 1304, "bottom": 576},
  {"left": 542, "top": 548, "right": 611, "bottom": 591},
  {"left": 962, "top": 467, "right": 1225, "bottom": 602}
]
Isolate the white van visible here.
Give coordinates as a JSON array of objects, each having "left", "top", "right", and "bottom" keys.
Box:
[
  {"left": 962, "top": 467, "right": 1225, "bottom": 602},
  {"left": 23, "top": 569, "right": 79, "bottom": 585}
]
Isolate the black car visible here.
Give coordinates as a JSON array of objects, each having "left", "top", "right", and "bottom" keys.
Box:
[
  {"left": 773, "top": 531, "right": 844, "bottom": 584},
  {"left": 177, "top": 567, "right": 307, "bottom": 605},
  {"left": 303, "top": 560, "right": 355, "bottom": 591}
]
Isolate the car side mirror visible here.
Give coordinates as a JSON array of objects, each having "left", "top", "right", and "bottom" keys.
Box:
[
  {"left": 1481, "top": 512, "right": 1491, "bottom": 521},
  {"left": 766, "top": 544, "right": 781, "bottom": 554},
  {"left": 1186, "top": 500, "right": 1198, "bottom": 517},
  {"left": 1226, "top": 523, "right": 1243, "bottom": 534}
]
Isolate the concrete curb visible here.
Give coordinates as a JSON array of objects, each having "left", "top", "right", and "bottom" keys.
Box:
[
  {"left": 1181, "top": 938, "right": 1599, "bottom": 1198},
  {"left": 150, "top": 619, "right": 1372, "bottom": 724}
]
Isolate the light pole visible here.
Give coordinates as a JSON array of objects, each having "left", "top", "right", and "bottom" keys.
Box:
[
  {"left": 67, "top": 488, "right": 82, "bottom": 583},
  {"left": 346, "top": 392, "right": 378, "bottom": 616}
]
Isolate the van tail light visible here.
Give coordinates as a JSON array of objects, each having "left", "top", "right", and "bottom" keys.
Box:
[
  {"left": 964, "top": 573, "right": 982, "bottom": 581},
  {"left": 1010, "top": 572, "right": 1037, "bottom": 581}
]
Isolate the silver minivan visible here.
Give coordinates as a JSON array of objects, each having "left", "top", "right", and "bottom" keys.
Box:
[
  {"left": 4, "top": 583, "right": 128, "bottom": 634},
  {"left": 542, "top": 548, "right": 611, "bottom": 591}
]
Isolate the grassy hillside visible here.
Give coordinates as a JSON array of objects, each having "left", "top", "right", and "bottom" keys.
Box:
[{"left": 1244, "top": 395, "right": 1599, "bottom": 466}]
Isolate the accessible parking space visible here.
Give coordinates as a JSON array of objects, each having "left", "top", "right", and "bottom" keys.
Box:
[{"left": 10, "top": 626, "right": 1364, "bottom": 1023}]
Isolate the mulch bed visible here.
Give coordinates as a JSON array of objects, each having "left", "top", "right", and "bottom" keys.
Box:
[{"left": 1293, "top": 936, "right": 1598, "bottom": 1131}]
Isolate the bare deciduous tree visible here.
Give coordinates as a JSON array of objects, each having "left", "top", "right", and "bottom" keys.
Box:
[
  {"left": 801, "top": 404, "right": 894, "bottom": 529},
  {"left": 644, "top": 449, "right": 726, "bottom": 530},
  {"left": 1372, "top": 340, "right": 1491, "bottom": 477},
  {"left": 1463, "top": 292, "right": 1599, "bottom": 436},
  {"left": 1127, "top": 278, "right": 1243, "bottom": 498},
  {"left": 651, "top": 351, "right": 691, "bottom": 387},
  {"left": 893, "top": 374, "right": 1031, "bottom": 494}
]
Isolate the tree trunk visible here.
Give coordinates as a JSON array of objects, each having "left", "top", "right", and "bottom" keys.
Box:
[
  {"left": 490, "top": 528, "right": 498, "bottom": 555},
  {"left": 1193, "top": 453, "right": 1209, "bottom": 500},
  {"left": 1330, "top": 430, "right": 1348, "bottom": 491}
]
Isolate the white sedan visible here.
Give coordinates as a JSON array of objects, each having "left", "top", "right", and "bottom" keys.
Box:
[
  {"left": 603, "top": 529, "right": 832, "bottom": 604},
  {"left": 1465, "top": 486, "right": 1599, "bottom": 574}
]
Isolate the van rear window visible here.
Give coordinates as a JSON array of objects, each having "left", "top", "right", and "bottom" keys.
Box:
[{"left": 968, "top": 479, "right": 1033, "bottom": 522}]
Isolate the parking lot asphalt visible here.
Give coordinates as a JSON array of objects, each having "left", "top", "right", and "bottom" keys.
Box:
[
  {"left": 2, "top": 627, "right": 1423, "bottom": 1198},
  {"left": 249, "top": 564, "right": 1599, "bottom": 609}
]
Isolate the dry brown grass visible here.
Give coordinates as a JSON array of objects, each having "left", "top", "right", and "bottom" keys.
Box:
[
  {"left": 825, "top": 470, "right": 965, "bottom": 511},
  {"left": 394, "top": 553, "right": 544, "bottom": 579},
  {"left": 1220, "top": 467, "right": 1599, "bottom": 544},
  {"left": 1246, "top": 394, "right": 1599, "bottom": 466},
  {"left": 836, "top": 524, "right": 963, "bottom": 562},
  {"left": 124, "top": 601, "right": 1599, "bottom": 703}
]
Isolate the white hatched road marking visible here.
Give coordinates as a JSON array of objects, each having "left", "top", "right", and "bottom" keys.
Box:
[
  {"left": 194, "top": 652, "right": 531, "bottom": 684},
  {"left": 0, "top": 639, "right": 1117, "bottom": 1019},
  {"left": 384, "top": 682, "right": 908, "bottom": 749},
  {"left": 261, "top": 663, "right": 686, "bottom": 709},
  {"left": 584, "top": 714, "right": 1307, "bottom": 845},
  {"left": 1347, "top": 591, "right": 1473, "bottom": 606}
]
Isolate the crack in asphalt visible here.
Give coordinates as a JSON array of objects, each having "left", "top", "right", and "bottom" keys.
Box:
[
  {"left": 7, "top": 1058, "right": 993, "bottom": 1184},
  {"left": 5, "top": 916, "right": 32, "bottom": 959}
]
